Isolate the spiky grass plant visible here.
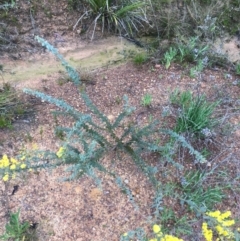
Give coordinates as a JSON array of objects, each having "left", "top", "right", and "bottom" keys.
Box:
[
  {"left": 170, "top": 90, "right": 218, "bottom": 135},
  {"left": 73, "top": 0, "right": 148, "bottom": 39},
  {"left": 141, "top": 93, "right": 152, "bottom": 107}
]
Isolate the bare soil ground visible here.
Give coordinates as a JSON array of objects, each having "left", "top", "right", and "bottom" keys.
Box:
[
  {"left": 1, "top": 1, "right": 240, "bottom": 240},
  {"left": 1, "top": 59, "right": 240, "bottom": 240}
]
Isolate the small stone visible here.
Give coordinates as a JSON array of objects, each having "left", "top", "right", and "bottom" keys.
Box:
[
  {"left": 89, "top": 188, "right": 102, "bottom": 200},
  {"left": 232, "top": 79, "right": 240, "bottom": 85},
  {"left": 107, "top": 115, "right": 114, "bottom": 121},
  {"left": 155, "top": 64, "right": 161, "bottom": 68},
  {"left": 225, "top": 73, "right": 232, "bottom": 79},
  {"left": 124, "top": 179, "right": 129, "bottom": 184}
]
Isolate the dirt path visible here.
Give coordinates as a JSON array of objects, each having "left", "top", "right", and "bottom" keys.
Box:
[{"left": 1, "top": 36, "right": 140, "bottom": 87}]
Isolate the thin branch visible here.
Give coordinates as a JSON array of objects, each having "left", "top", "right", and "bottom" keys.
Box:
[{"left": 73, "top": 11, "right": 90, "bottom": 31}]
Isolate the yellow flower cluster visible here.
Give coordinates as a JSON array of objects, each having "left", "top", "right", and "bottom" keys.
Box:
[
  {"left": 122, "top": 225, "right": 183, "bottom": 241},
  {"left": 0, "top": 154, "right": 27, "bottom": 182},
  {"left": 56, "top": 147, "right": 65, "bottom": 158},
  {"left": 149, "top": 224, "right": 184, "bottom": 241},
  {"left": 202, "top": 222, "right": 213, "bottom": 241},
  {"left": 205, "top": 210, "right": 235, "bottom": 240},
  {"left": 122, "top": 218, "right": 239, "bottom": 241},
  {"left": 161, "top": 235, "right": 184, "bottom": 241},
  {"left": 206, "top": 211, "right": 235, "bottom": 227}
]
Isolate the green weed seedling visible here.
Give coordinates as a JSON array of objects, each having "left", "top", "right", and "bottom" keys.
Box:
[
  {"left": 0, "top": 210, "right": 37, "bottom": 241},
  {"left": 163, "top": 47, "right": 177, "bottom": 69},
  {"left": 55, "top": 128, "right": 65, "bottom": 140},
  {"left": 0, "top": 114, "right": 12, "bottom": 128},
  {"left": 133, "top": 52, "right": 148, "bottom": 65},
  {"left": 189, "top": 67, "right": 196, "bottom": 78},
  {"left": 160, "top": 208, "right": 193, "bottom": 236},
  {"left": 174, "top": 38, "right": 209, "bottom": 75},
  {"left": 189, "top": 60, "right": 204, "bottom": 78},
  {"left": 141, "top": 93, "right": 152, "bottom": 107},
  {"left": 236, "top": 63, "right": 240, "bottom": 75},
  {"left": 170, "top": 89, "right": 192, "bottom": 106}
]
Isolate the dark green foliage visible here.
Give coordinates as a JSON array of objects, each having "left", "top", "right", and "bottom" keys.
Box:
[
  {"left": 149, "top": 0, "right": 240, "bottom": 40},
  {"left": 133, "top": 52, "right": 148, "bottom": 65},
  {"left": 0, "top": 0, "right": 15, "bottom": 9},
  {"left": 76, "top": 0, "right": 148, "bottom": 39},
  {"left": 236, "top": 63, "right": 240, "bottom": 75},
  {"left": 162, "top": 37, "right": 209, "bottom": 69},
  {"left": 0, "top": 83, "right": 29, "bottom": 129},
  {"left": 0, "top": 210, "right": 37, "bottom": 241},
  {"left": 218, "top": 0, "right": 240, "bottom": 35},
  {"left": 67, "top": 0, "right": 80, "bottom": 10},
  {"left": 176, "top": 37, "right": 208, "bottom": 63}
]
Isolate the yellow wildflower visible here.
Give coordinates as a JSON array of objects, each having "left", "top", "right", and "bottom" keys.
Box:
[
  {"left": 222, "top": 219, "right": 235, "bottom": 227},
  {"left": 149, "top": 239, "right": 157, "bottom": 241},
  {"left": 215, "top": 225, "right": 230, "bottom": 237},
  {"left": 202, "top": 222, "right": 213, "bottom": 241},
  {"left": 2, "top": 174, "right": 9, "bottom": 182},
  {"left": 122, "top": 233, "right": 128, "bottom": 237},
  {"left": 20, "top": 163, "right": 26, "bottom": 169},
  {"left": 0, "top": 154, "right": 10, "bottom": 168},
  {"left": 206, "top": 210, "right": 235, "bottom": 226},
  {"left": 156, "top": 232, "right": 163, "bottom": 237},
  {"left": 217, "top": 223, "right": 234, "bottom": 239},
  {"left": 10, "top": 158, "right": 18, "bottom": 164},
  {"left": 207, "top": 210, "right": 221, "bottom": 219},
  {"left": 220, "top": 211, "right": 231, "bottom": 219},
  {"left": 32, "top": 143, "right": 38, "bottom": 150},
  {"left": 153, "top": 224, "right": 161, "bottom": 234},
  {"left": 161, "top": 234, "right": 184, "bottom": 241},
  {"left": 56, "top": 147, "right": 65, "bottom": 158},
  {"left": 10, "top": 164, "right": 16, "bottom": 170},
  {"left": 20, "top": 156, "right": 26, "bottom": 161}
]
